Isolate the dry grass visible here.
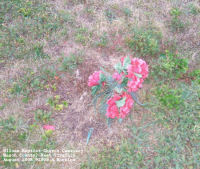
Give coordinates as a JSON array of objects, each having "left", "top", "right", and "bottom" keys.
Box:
[{"left": 0, "top": 0, "right": 200, "bottom": 168}]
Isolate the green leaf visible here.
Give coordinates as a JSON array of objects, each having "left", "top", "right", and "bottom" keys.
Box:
[
  {"left": 62, "top": 101, "right": 68, "bottom": 107},
  {"left": 118, "top": 118, "right": 123, "bottom": 123},
  {"left": 120, "top": 77, "right": 128, "bottom": 88},
  {"left": 55, "top": 104, "right": 63, "bottom": 110},
  {"left": 114, "top": 62, "right": 123, "bottom": 73},
  {"left": 134, "top": 73, "right": 142, "bottom": 78},
  {"left": 114, "top": 87, "right": 123, "bottom": 94},
  {"left": 116, "top": 97, "right": 126, "bottom": 108},
  {"left": 92, "top": 85, "right": 101, "bottom": 96},
  {"left": 123, "top": 56, "right": 131, "bottom": 69},
  {"left": 45, "top": 130, "right": 53, "bottom": 137},
  {"left": 107, "top": 118, "right": 112, "bottom": 127},
  {"left": 100, "top": 73, "right": 106, "bottom": 82}
]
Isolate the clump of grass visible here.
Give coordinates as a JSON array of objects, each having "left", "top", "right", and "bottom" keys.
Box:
[
  {"left": 152, "top": 50, "right": 188, "bottom": 81},
  {"left": 126, "top": 26, "right": 162, "bottom": 57},
  {"left": 170, "top": 7, "right": 186, "bottom": 32},
  {"left": 122, "top": 7, "right": 132, "bottom": 17},
  {"left": 155, "top": 85, "right": 183, "bottom": 110},
  {"left": 188, "top": 3, "right": 200, "bottom": 15},
  {"left": 47, "top": 95, "right": 68, "bottom": 111},
  {"left": 189, "top": 69, "right": 200, "bottom": 84},
  {"left": 105, "top": 9, "right": 116, "bottom": 22},
  {"left": 60, "top": 52, "right": 84, "bottom": 72},
  {"left": 34, "top": 109, "right": 52, "bottom": 124},
  {"left": 75, "top": 27, "right": 92, "bottom": 46},
  {"left": 95, "top": 32, "right": 108, "bottom": 48}
]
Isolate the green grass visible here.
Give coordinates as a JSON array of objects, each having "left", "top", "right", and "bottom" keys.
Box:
[
  {"left": 60, "top": 51, "right": 84, "bottom": 72},
  {"left": 188, "top": 3, "right": 200, "bottom": 15},
  {"left": 95, "top": 32, "right": 109, "bottom": 48},
  {"left": 81, "top": 81, "right": 200, "bottom": 168},
  {"left": 81, "top": 117, "right": 153, "bottom": 168},
  {"left": 0, "top": 0, "right": 72, "bottom": 60},
  {"left": 169, "top": 8, "right": 186, "bottom": 32},
  {"left": 75, "top": 27, "right": 92, "bottom": 46},
  {"left": 126, "top": 26, "right": 162, "bottom": 57},
  {"left": 151, "top": 50, "right": 188, "bottom": 81},
  {"left": 9, "top": 66, "right": 57, "bottom": 102},
  {"left": 189, "top": 69, "right": 200, "bottom": 84}
]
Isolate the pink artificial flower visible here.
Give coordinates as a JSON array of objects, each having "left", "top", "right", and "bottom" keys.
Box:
[
  {"left": 88, "top": 71, "right": 102, "bottom": 87},
  {"left": 129, "top": 58, "right": 149, "bottom": 79},
  {"left": 127, "top": 75, "right": 141, "bottom": 92},
  {"left": 126, "top": 58, "right": 149, "bottom": 92},
  {"left": 112, "top": 72, "right": 123, "bottom": 81},
  {"left": 106, "top": 92, "right": 134, "bottom": 119},
  {"left": 119, "top": 92, "right": 134, "bottom": 118},
  {"left": 106, "top": 94, "right": 121, "bottom": 119},
  {"left": 43, "top": 125, "right": 55, "bottom": 131}
]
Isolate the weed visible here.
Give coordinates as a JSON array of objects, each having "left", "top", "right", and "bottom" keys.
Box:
[
  {"left": 189, "top": 69, "right": 200, "bottom": 84},
  {"left": 34, "top": 109, "right": 52, "bottom": 124},
  {"left": 9, "top": 66, "right": 57, "bottom": 102},
  {"left": 0, "top": 116, "right": 17, "bottom": 132},
  {"left": 60, "top": 52, "right": 83, "bottom": 72},
  {"left": 31, "top": 132, "right": 56, "bottom": 150},
  {"left": 170, "top": 8, "right": 186, "bottom": 32},
  {"left": 152, "top": 50, "right": 188, "bottom": 81},
  {"left": 155, "top": 85, "right": 183, "bottom": 110},
  {"left": 9, "top": 69, "right": 44, "bottom": 100},
  {"left": 105, "top": 9, "right": 116, "bottom": 22},
  {"left": 32, "top": 43, "right": 48, "bottom": 59},
  {"left": 188, "top": 4, "right": 200, "bottom": 15},
  {"left": 58, "top": 10, "right": 75, "bottom": 24},
  {"left": 0, "top": 104, "right": 6, "bottom": 110},
  {"left": 122, "top": 7, "right": 132, "bottom": 17},
  {"left": 126, "top": 26, "right": 162, "bottom": 57},
  {"left": 96, "top": 32, "right": 108, "bottom": 48},
  {"left": 75, "top": 27, "right": 91, "bottom": 45},
  {"left": 0, "top": 116, "right": 29, "bottom": 148},
  {"left": 47, "top": 95, "right": 68, "bottom": 111}
]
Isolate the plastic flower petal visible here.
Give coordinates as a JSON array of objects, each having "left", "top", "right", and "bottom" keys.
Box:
[{"left": 43, "top": 125, "right": 55, "bottom": 131}]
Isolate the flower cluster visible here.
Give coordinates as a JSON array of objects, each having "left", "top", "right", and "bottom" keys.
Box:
[
  {"left": 106, "top": 92, "right": 134, "bottom": 119},
  {"left": 127, "top": 58, "right": 148, "bottom": 92},
  {"left": 88, "top": 56, "right": 148, "bottom": 121}
]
